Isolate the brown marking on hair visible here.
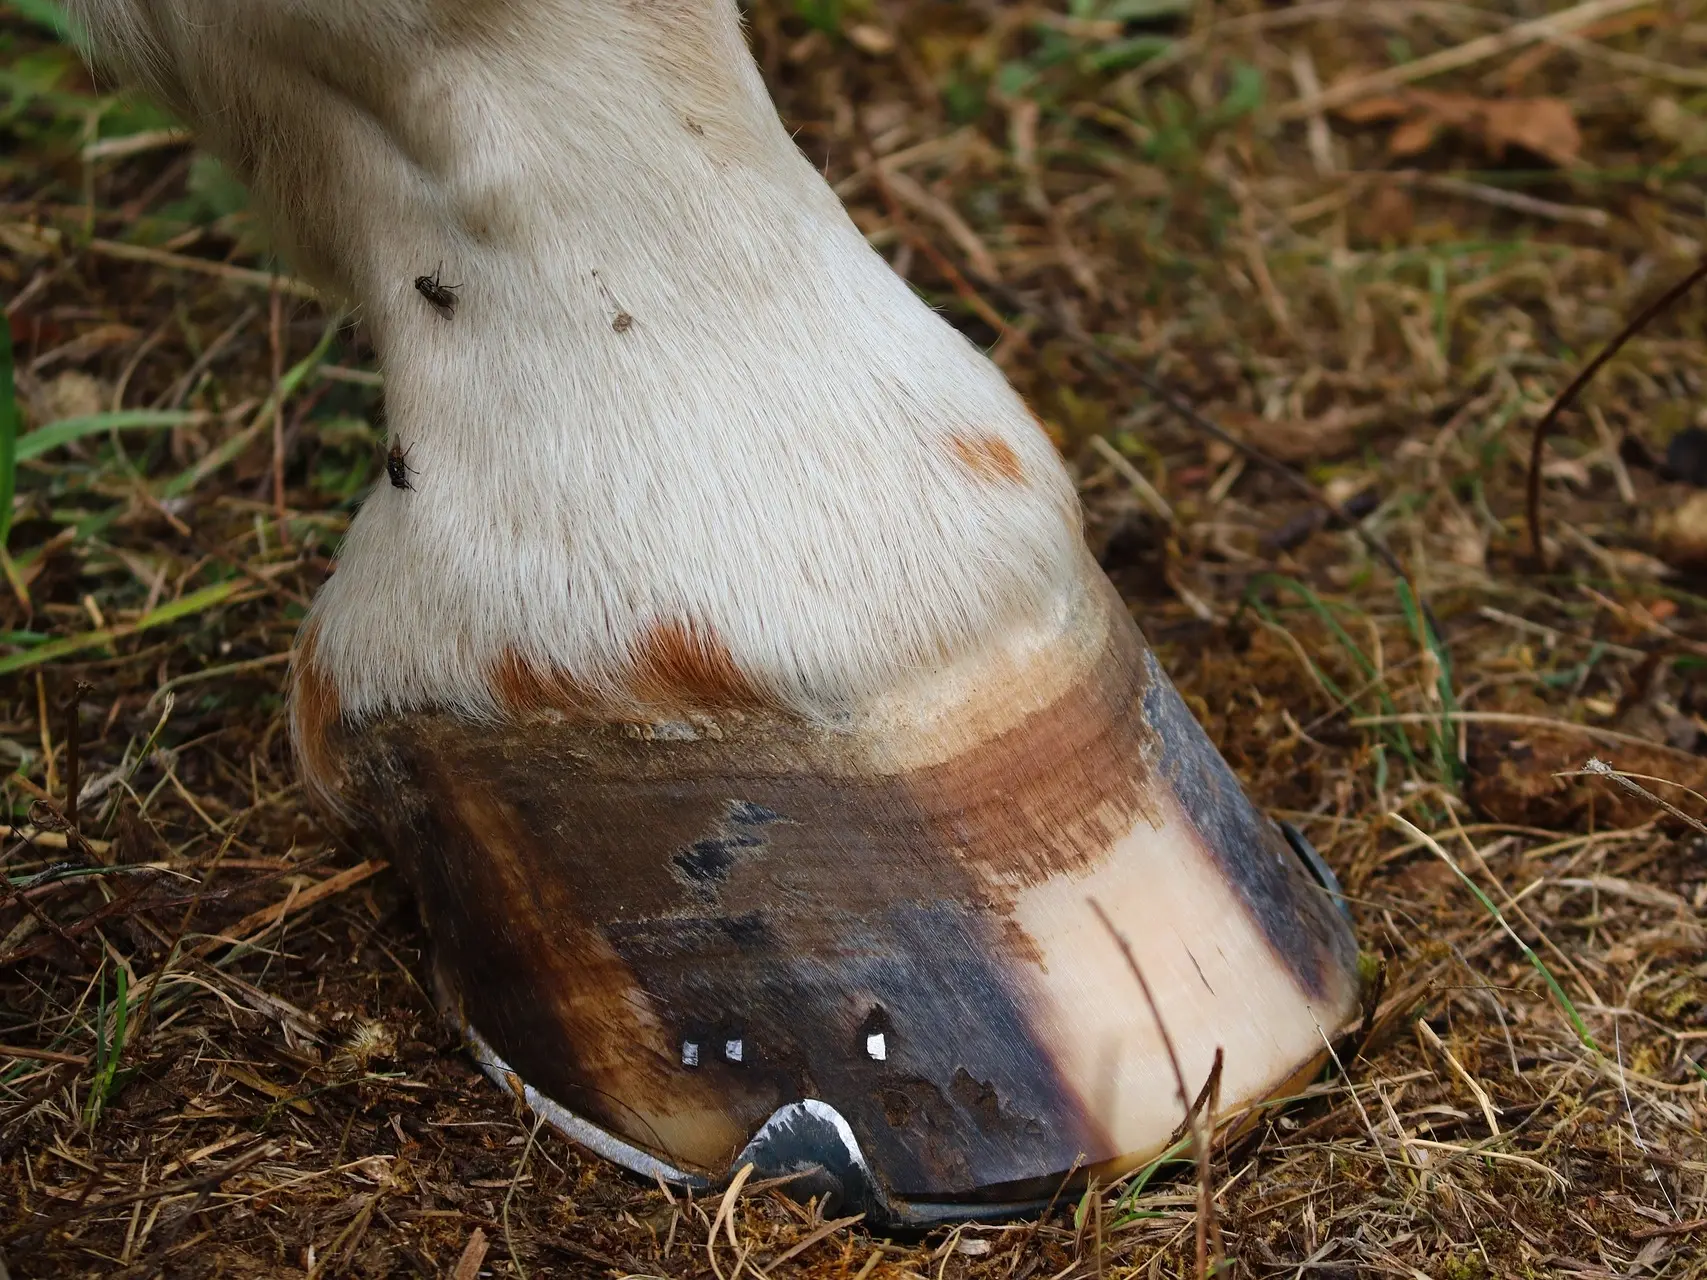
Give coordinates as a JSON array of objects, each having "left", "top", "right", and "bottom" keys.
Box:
[
  {"left": 628, "top": 619, "right": 768, "bottom": 709},
  {"left": 949, "top": 433, "right": 1027, "bottom": 486},
  {"left": 289, "top": 623, "right": 345, "bottom": 805},
  {"left": 489, "top": 648, "right": 593, "bottom": 716}
]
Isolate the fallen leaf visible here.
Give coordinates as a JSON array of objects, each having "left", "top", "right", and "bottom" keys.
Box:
[
  {"left": 1336, "top": 93, "right": 1411, "bottom": 125},
  {"left": 1389, "top": 114, "right": 1445, "bottom": 157},
  {"left": 1482, "top": 97, "right": 1581, "bottom": 167},
  {"left": 0, "top": 222, "right": 62, "bottom": 259},
  {"left": 1337, "top": 90, "right": 1582, "bottom": 168}
]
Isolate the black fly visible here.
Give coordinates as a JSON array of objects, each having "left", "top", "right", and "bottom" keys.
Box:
[
  {"left": 414, "top": 263, "right": 460, "bottom": 317},
  {"left": 387, "top": 441, "right": 417, "bottom": 490}
]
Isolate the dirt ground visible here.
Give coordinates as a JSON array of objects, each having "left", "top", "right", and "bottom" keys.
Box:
[{"left": 3, "top": 1, "right": 1707, "bottom": 1276}]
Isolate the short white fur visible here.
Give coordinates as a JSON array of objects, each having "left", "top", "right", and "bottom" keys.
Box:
[{"left": 69, "top": 0, "right": 1085, "bottom": 723}]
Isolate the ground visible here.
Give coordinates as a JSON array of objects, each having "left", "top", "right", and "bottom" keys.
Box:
[{"left": 2, "top": 1, "right": 1706, "bottom": 1276}]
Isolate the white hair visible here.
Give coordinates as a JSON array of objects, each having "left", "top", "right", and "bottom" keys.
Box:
[{"left": 70, "top": 0, "right": 1085, "bottom": 738}]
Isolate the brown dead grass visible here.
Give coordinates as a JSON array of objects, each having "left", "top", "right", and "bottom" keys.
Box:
[{"left": 3, "top": 0, "right": 1707, "bottom": 1276}]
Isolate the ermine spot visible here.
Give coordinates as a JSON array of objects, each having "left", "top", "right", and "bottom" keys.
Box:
[
  {"left": 949, "top": 433, "right": 1026, "bottom": 485},
  {"left": 489, "top": 648, "right": 592, "bottom": 715},
  {"left": 290, "top": 624, "right": 344, "bottom": 804},
  {"left": 629, "top": 619, "right": 766, "bottom": 709}
]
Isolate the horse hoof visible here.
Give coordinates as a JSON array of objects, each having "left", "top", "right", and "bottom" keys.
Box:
[{"left": 311, "top": 572, "right": 1361, "bottom": 1226}]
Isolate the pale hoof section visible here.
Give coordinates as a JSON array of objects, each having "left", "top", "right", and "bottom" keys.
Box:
[{"left": 331, "top": 573, "right": 1363, "bottom": 1222}]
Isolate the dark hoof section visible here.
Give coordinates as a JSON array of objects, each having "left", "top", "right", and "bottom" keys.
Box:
[
  {"left": 466, "top": 1024, "right": 1046, "bottom": 1229},
  {"left": 735, "top": 1100, "right": 1051, "bottom": 1230},
  {"left": 1276, "top": 820, "right": 1351, "bottom": 922}
]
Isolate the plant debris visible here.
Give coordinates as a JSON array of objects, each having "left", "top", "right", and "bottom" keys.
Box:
[
  {"left": 4, "top": 1, "right": 1707, "bottom": 1276},
  {"left": 1338, "top": 90, "right": 1584, "bottom": 167}
]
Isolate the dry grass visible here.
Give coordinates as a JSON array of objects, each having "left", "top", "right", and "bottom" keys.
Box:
[{"left": 3, "top": 0, "right": 1707, "bottom": 1275}]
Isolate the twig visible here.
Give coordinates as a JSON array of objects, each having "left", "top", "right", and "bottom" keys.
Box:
[
  {"left": 1088, "top": 435, "right": 1174, "bottom": 524},
  {"left": 1088, "top": 899, "right": 1222, "bottom": 1280},
  {"left": 1411, "top": 173, "right": 1609, "bottom": 229},
  {"left": 1415, "top": 1019, "right": 1500, "bottom": 1136},
  {"left": 1403, "top": 1138, "right": 1570, "bottom": 1190},
  {"left": 860, "top": 140, "right": 1016, "bottom": 347},
  {"left": 0, "top": 1043, "right": 89, "bottom": 1065},
  {"left": 1526, "top": 256, "right": 1707, "bottom": 565},
  {"left": 706, "top": 1162, "right": 755, "bottom": 1280},
  {"left": 155, "top": 304, "right": 262, "bottom": 409},
  {"left": 1313, "top": 1019, "right": 1398, "bottom": 1182},
  {"left": 1631, "top": 1217, "right": 1707, "bottom": 1241},
  {"left": 0, "top": 827, "right": 111, "bottom": 854},
  {"left": 129, "top": 820, "right": 243, "bottom": 1050},
  {"left": 501, "top": 1116, "right": 544, "bottom": 1280},
  {"left": 0, "top": 828, "right": 103, "bottom": 970},
  {"left": 81, "top": 129, "right": 193, "bottom": 162},
  {"left": 86, "top": 238, "right": 317, "bottom": 298},
  {"left": 3, "top": 1143, "right": 276, "bottom": 1245},
  {"left": 1277, "top": 0, "right": 1655, "bottom": 120},
  {"left": 1570, "top": 758, "right": 1707, "bottom": 837},
  {"left": 450, "top": 1227, "right": 489, "bottom": 1280},
  {"left": 764, "top": 1213, "right": 865, "bottom": 1270},
  {"left": 145, "top": 651, "right": 294, "bottom": 708},
  {"left": 188, "top": 859, "right": 387, "bottom": 959}
]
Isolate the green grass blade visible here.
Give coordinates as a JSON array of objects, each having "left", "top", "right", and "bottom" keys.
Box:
[
  {"left": 1107, "top": 1134, "right": 1193, "bottom": 1226},
  {"left": 106, "top": 964, "right": 129, "bottom": 1102},
  {"left": 1247, "top": 596, "right": 1353, "bottom": 705},
  {"left": 1395, "top": 578, "right": 1463, "bottom": 787},
  {"left": 1252, "top": 574, "right": 1379, "bottom": 683},
  {"left": 84, "top": 965, "right": 109, "bottom": 1127},
  {"left": 1247, "top": 574, "right": 1419, "bottom": 771},
  {"left": 93, "top": 968, "right": 109, "bottom": 1076},
  {"left": 1391, "top": 814, "right": 1598, "bottom": 1053},
  {"left": 15, "top": 410, "right": 208, "bottom": 463},
  {"left": 0, "top": 578, "right": 251, "bottom": 675},
  {"left": 160, "top": 319, "right": 338, "bottom": 500}
]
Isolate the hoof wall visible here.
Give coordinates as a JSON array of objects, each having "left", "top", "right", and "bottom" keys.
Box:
[
  {"left": 344, "top": 571, "right": 1364, "bottom": 1222},
  {"left": 466, "top": 1025, "right": 1065, "bottom": 1228}
]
